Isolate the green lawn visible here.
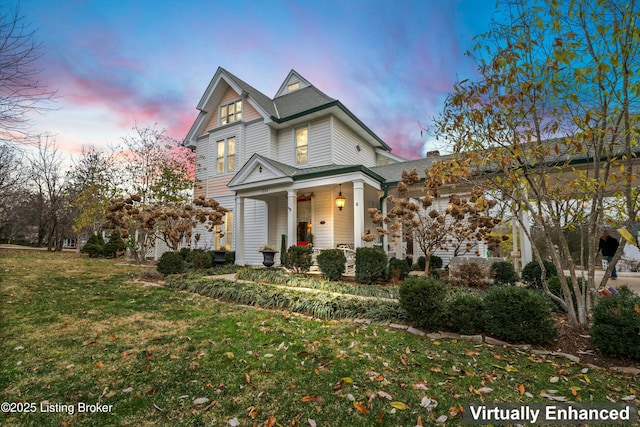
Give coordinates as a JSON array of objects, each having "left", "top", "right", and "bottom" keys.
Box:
[{"left": 1, "top": 250, "right": 637, "bottom": 426}]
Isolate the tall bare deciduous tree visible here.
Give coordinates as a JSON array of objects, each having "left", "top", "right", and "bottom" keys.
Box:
[
  {"left": 434, "top": 0, "right": 639, "bottom": 329},
  {"left": 29, "top": 135, "right": 70, "bottom": 251},
  {"left": 0, "top": 5, "right": 55, "bottom": 142}
]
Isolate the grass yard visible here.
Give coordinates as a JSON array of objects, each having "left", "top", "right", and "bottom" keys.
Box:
[{"left": 1, "top": 250, "right": 638, "bottom": 426}]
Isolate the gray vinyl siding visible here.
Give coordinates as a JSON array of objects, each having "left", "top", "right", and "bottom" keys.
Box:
[
  {"left": 242, "top": 198, "right": 268, "bottom": 265},
  {"left": 276, "top": 128, "right": 294, "bottom": 165},
  {"left": 245, "top": 121, "right": 270, "bottom": 159},
  {"left": 307, "top": 117, "right": 332, "bottom": 167},
  {"left": 312, "top": 191, "right": 333, "bottom": 249},
  {"left": 332, "top": 117, "right": 376, "bottom": 167}
]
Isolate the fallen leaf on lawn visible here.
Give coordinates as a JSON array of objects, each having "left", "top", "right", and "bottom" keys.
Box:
[
  {"left": 264, "top": 353, "right": 274, "bottom": 358},
  {"left": 432, "top": 340, "right": 441, "bottom": 345},
  {"left": 341, "top": 377, "right": 354, "bottom": 383},
  {"left": 583, "top": 374, "right": 591, "bottom": 384},
  {"left": 390, "top": 401, "right": 409, "bottom": 410},
  {"left": 265, "top": 416, "right": 277, "bottom": 427},
  {"left": 170, "top": 354, "right": 180, "bottom": 359},
  {"left": 333, "top": 380, "right": 344, "bottom": 390},
  {"left": 377, "top": 411, "right": 385, "bottom": 424},
  {"left": 95, "top": 361, "right": 105, "bottom": 368},
  {"left": 374, "top": 375, "right": 385, "bottom": 381},
  {"left": 301, "top": 395, "right": 322, "bottom": 403},
  {"left": 377, "top": 391, "right": 392, "bottom": 400},
  {"left": 570, "top": 386, "right": 581, "bottom": 396},
  {"left": 435, "top": 415, "right": 448, "bottom": 423},
  {"left": 414, "top": 380, "right": 429, "bottom": 390},
  {"left": 493, "top": 353, "right": 506, "bottom": 360},
  {"left": 449, "top": 405, "right": 463, "bottom": 417},
  {"left": 549, "top": 376, "right": 559, "bottom": 383},
  {"left": 504, "top": 365, "right": 519, "bottom": 372},
  {"left": 430, "top": 367, "right": 441, "bottom": 373},
  {"left": 354, "top": 401, "right": 367, "bottom": 414},
  {"left": 145, "top": 350, "right": 153, "bottom": 361},
  {"left": 465, "top": 349, "right": 479, "bottom": 356},
  {"left": 228, "top": 417, "right": 239, "bottom": 426},
  {"left": 247, "top": 406, "right": 258, "bottom": 419},
  {"left": 193, "top": 397, "right": 209, "bottom": 405},
  {"left": 122, "top": 387, "right": 133, "bottom": 393},
  {"left": 558, "top": 368, "right": 570, "bottom": 375},
  {"left": 477, "top": 387, "right": 493, "bottom": 394},
  {"left": 621, "top": 395, "right": 637, "bottom": 401},
  {"left": 348, "top": 341, "right": 355, "bottom": 349},
  {"left": 518, "top": 384, "right": 525, "bottom": 395},
  {"left": 308, "top": 419, "right": 316, "bottom": 427},
  {"left": 420, "top": 397, "right": 438, "bottom": 410},
  {"left": 245, "top": 373, "right": 250, "bottom": 384},
  {"left": 347, "top": 393, "right": 355, "bottom": 401},
  {"left": 104, "top": 390, "right": 117, "bottom": 398},
  {"left": 400, "top": 355, "right": 407, "bottom": 365},
  {"left": 525, "top": 392, "right": 533, "bottom": 398},
  {"left": 224, "top": 352, "right": 234, "bottom": 359},
  {"left": 415, "top": 415, "right": 423, "bottom": 426}
]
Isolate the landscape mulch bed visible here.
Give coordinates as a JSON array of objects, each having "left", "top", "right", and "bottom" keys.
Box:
[{"left": 541, "top": 314, "right": 638, "bottom": 369}]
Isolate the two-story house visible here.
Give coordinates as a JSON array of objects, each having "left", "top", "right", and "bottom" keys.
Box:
[{"left": 184, "top": 67, "right": 520, "bottom": 267}]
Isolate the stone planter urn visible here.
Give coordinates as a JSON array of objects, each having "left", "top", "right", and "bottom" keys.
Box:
[
  {"left": 260, "top": 250, "right": 277, "bottom": 268},
  {"left": 211, "top": 250, "right": 227, "bottom": 266}
]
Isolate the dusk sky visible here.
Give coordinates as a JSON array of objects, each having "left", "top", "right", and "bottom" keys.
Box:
[{"left": 18, "top": 0, "right": 497, "bottom": 160}]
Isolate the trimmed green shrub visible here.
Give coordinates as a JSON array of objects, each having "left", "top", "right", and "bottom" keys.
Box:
[
  {"left": 389, "top": 257, "right": 410, "bottom": 282},
  {"left": 591, "top": 286, "right": 640, "bottom": 360},
  {"left": 490, "top": 261, "right": 518, "bottom": 285},
  {"left": 448, "top": 293, "right": 484, "bottom": 335},
  {"left": 179, "top": 247, "right": 191, "bottom": 260},
  {"left": 224, "top": 251, "right": 236, "bottom": 265},
  {"left": 316, "top": 249, "right": 346, "bottom": 281},
  {"left": 103, "top": 233, "right": 126, "bottom": 258},
  {"left": 355, "top": 247, "right": 388, "bottom": 284},
  {"left": 191, "top": 251, "right": 212, "bottom": 269},
  {"left": 399, "top": 276, "right": 448, "bottom": 331},
  {"left": 81, "top": 233, "right": 105, "bottom": 258},
  {"left": 157, "top": 251, "right": 185, "bottom": 275},
  {"left": 286, "top": 245, "right": 313, "bottom": 273},
  {"left": 482, "top": 286, "right": 557, "bottom": 344},
  {"left": 414, "top": 255, "right": 443, "bottom": 271},
  {"left": 186, "top": 248, "right": 207, "bottom": 264},
  {"left": 522, "top": 260, "right": 558, "bottom": 288}
]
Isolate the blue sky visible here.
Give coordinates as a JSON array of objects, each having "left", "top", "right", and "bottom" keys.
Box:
[{"left": 18, "top": 0, "right": 497, "bottom": 159}]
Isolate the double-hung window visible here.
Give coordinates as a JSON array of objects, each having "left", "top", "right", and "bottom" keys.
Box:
[
  {"left": 295, "top": 126, "right": 308, "bottom": 165},
  {"left": 216, "top": 137, "right": 236, "bottom": 174},
  {"left": 220, "top": 100, "right": 242, "bottom": 125}
]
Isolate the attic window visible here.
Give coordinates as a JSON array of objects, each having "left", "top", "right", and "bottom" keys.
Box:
[
  {"left": 220, "top": 100, "right": 242, "bottom": 125},
  {"left": 287, "top": 82, "right": 299, "bottom": 92}
]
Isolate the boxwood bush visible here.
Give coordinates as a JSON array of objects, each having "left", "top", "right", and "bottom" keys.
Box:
[
  {"left": 316, "top": 249, "right": 346, "bottom": 281},
  {"left": 591, "top": 286, "right": 640, "bottom": 360},
  {"left": 355, "top": 247, "right": 388, "bottom": 284},
  {"left": 286, "top": 245, "right": 313, "bottom": 273},
  {"left": 482, "top": 286, "right": 557, "bottom": 344},
  {"left": 388, "top": 257, "right": 410, "bottom": 282},
  {"left": 448, "top": 293, "right": 484, "bottom": 335},
  {"left": 191, "top": 250, "right": 212, "bottom": 269},
  {"left": 522, "top": 260, "right": 558, "bottom": 288},
  {"left": 490, "top": 261, "right": 518, "bottom": 285},
  {"left": 157, "top": 251, "right": 185, "bottom": 275},
  {"left": 399, "top": 276, "right": 448, "bottom": 331}
]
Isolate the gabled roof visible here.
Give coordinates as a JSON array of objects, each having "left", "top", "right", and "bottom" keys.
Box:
[{"left": 185, "top": 67, "right": 392, "bottom": 152}]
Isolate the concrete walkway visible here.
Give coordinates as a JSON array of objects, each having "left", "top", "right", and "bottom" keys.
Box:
[{"left": 571, "top": 270, "right": 640, "bottom": 295}]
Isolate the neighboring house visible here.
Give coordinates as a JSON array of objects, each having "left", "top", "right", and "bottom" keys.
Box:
[{"left": 184, "top": 67, "right": 525, "bottom": 266}]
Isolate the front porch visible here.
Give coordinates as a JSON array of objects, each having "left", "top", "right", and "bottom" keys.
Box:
[{"left": 228, "top": 156, "right": 385, "bottom": 266}]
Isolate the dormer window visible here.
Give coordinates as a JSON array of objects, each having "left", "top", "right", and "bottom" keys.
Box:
[
  {"left": 287, "top": 82, "right": 299, "bottom": 92},
  {"left": 220, "top": 100, "right": 242, "bottom": 125}
]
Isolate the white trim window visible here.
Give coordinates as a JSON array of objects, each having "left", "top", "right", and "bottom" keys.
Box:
[
  {"left": 220, "top": 100, "right": 242, "bottom": 125},
  {"left": 295, "top": 126, "right": 308, "bottom": 165},
  {"left": 214, "top": 211, "right": 233, "bottom": 250},
  {"left": 216, "top": 136, "right": 236, "bottom": 174}
]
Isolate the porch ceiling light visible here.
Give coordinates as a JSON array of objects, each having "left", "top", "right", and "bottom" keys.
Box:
[{"left": 336, "top": 184, "right": 346, "bottom": 211}]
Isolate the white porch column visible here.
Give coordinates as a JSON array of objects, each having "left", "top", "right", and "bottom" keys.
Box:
[
  {"left": 287, "top": 189, "right": 297, "bottom": 247},
  {"left": 353, "top": 180, "right": 364, "bottom": 248},
  {"left": 235, "top": 195, "right": 245, "bottom": 265}
]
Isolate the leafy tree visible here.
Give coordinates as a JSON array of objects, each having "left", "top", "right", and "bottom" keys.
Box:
[
  {"left": 365, "top": 167, "right": 502, "bottom": 275},
  {"left": 67, "top": 145, "right": 123, "bottom": 242},
  {"left": 434, "top": 0, "right": 640, "bottom": 329}
]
